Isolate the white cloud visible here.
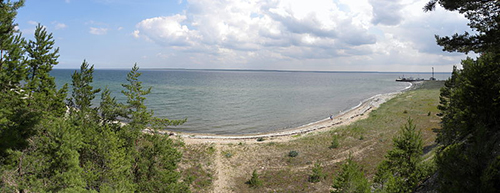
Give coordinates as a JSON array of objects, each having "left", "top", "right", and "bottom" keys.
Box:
[
  {"left": 370, "top": 0, "right": 403, "bottom": 26},
  {"left": 28, "top": 20, "right": 38, "bottom": 25},
  {"left": 132, "top": 30, "right": 140, "bottom": 38},
  {"left": 135, "top": 0, "right": 373, "bottom": 54},
  {"left": 52, "top": 22, "right": 67, "bottom": 30},
  {"left": 135, "top": 14, "right": 200, "bottom": 46},
  {"left": 89, "top": 27, "right": 108, "bottom": 35},
  {"left": 133, "top": 0, "right": 470, "bottom": 71}
]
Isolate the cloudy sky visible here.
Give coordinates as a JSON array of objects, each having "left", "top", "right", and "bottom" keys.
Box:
[{"left": 16, "top": 0, "right": 472, "bottom": 72}]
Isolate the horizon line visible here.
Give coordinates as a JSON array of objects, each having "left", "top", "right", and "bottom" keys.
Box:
[{"left": 52, "top": 67, "right": 452, "bottom": 73}]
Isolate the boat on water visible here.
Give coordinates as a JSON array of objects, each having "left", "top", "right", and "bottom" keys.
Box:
[
  {"left": 395, "top": 76, "right": 425, "bottom": 82},
  {"left": 396, "top": 67, "right": 436, "bottom": 82}
]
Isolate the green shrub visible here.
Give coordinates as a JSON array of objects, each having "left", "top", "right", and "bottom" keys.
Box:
[
  {"left": 332, "top": 156, "right": 370, "bottom": 193},
  {"left": 329, "top": 135, "right": 339, "bottom": 149},
  {"left": 246, "top": 170, "right": 262, "bottom": 188},
  {"left": 223, "top": 151, "right": 233, "bottom": 158},
  {"left": 207, "top": 145, "right": 216, "bottom": 154},
  {"left": 309, "top": 163, "right": 326, "bottom": 183},
  {"left": 256, "top": 137, "right": 264, "bottom": 142},
  {"left": 288, "top": 150, "right": 299, "bottom": 157},
  {"left": 373, "top": 119, "right": 426, "bottom": 192}
]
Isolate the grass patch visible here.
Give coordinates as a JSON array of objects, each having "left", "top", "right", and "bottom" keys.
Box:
[
  {"left": 183, "top": 164, "right": 213, "bottom": 190},
  {"left": 329, "top": 135, "right": 340, "bottom": 149},
  {"left": 180, "top": 144, "right": 215, "bottom": 192},
  {"left": 223, "top": 150, "right": 233, "bottom": 158}
]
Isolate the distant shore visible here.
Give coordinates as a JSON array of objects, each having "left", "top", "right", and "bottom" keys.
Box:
[{"left": 163, "top": 82, "right": 416, "bottom": 144}]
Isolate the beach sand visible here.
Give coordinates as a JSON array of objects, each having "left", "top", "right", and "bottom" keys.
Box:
[{"left": 164, "top": 91, "right": 401, "bottom": 145}]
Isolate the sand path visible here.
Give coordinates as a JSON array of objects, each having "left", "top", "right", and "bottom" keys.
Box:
[{"left": 212, "top": 143, "right": 231, "bottom": 193}]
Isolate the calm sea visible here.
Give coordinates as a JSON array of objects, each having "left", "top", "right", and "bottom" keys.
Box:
[{"left": 51, "top": 69, "right": 450, "bottom": 135}]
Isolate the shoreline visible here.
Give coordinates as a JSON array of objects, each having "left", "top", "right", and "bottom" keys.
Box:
[{"left": 163, "top": 83, "right": 414, "bottom": 144}]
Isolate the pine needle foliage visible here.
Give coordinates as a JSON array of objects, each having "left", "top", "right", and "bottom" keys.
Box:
[
  {"left": 331, "top": 155, "right": 370, "bottom": 193},
  {"left": 373, "top": 118, "right": 429, "bottom": 193},
  {"left": 247, "top": 170, "right": 263, "bottom": 188},
  {"left": 0, "top": 3, "right": 189, "bottom": 192}
]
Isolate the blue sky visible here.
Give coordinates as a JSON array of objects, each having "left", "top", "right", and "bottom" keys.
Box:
[{"left": 16, "top": 0, "right": 471, "bottom": 72}]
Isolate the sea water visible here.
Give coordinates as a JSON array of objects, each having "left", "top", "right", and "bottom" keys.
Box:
[{"left": 51, "top": 69, "right": 450, "bottom": 135}]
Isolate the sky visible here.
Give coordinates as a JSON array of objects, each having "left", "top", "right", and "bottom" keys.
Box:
[{"left": 15, "top": 0, "right": 473, "bottom": 72}]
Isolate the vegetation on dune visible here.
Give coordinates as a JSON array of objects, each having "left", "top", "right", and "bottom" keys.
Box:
[
  {"left": 247, "top": 170, "right": 263, "bottom": 188},
  {"left": 330, "top": 119, "right": 432, "bottom": 193},
  {"left": 309, "top": 162, "right": 327, "bottom": 183},
  {"left": 329, "top": 135, "right": 340, "bottom": 149},
  {"left": 197, "top": 82, "right": 443, "bottom": 192},
  {"left": 0, "top": 1, "right": 189, "bottom": 192},
  {"left": 288, "top": 150, "right": 299, "bottom": 157},
  {"left": 373, "top": 119, "right": 432, "bottom": 192},
  {"left": 331, "top": 155, "right": 370, "bottom": 193}
]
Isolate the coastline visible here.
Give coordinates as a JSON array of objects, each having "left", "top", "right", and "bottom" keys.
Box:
[{"left": 164, "top": 83, "right": 413, "bottom": 144}]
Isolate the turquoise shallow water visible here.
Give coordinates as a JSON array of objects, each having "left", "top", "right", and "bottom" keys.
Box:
[{"left": 51, "top": 69, "right": 449, "bottom": 134}]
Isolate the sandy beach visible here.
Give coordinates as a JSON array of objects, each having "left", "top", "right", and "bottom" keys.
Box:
[{"left": 164, "top": 91, "right": 402, "bottom": 144}]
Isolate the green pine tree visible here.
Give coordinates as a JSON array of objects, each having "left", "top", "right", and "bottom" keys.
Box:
[
  {"left": 0, "top": 0, "right": 25, "bottom": 89},
  {"left": 434, "top": 53, "right": 500, "bottom": 192},
  {"left": 373, "top": 119, "right": 429, "bottom": 193},
  {"left": 67, "top": 60, "right": 101, "bottom": 120},
  {"left": 134, "top": 134, "right": 188, "bottom": 192},
  {"left": 1, "top": 17, "right": 81, "bottom": 192},
  {"left": 38, "top": 116, "right": 86, "bottom": 192},
  {"left": 425, "top": 1, "right": 500, "bottom": 192},
  {"left": 424, "top": 0, "right": 500, "bottom": 54},
  {"left": 100, "top": 87, "right": 125, "bottom": 126},
  {"left": 0, "top": 0, "right": 30, "bottom": 160},
  {"left": 2, "top": 116, "right": 86, "bottom": 192},
  {"left": 92, "top": 124, "right": 135, "bottom": 192},
  {"left": 247, "top": 169, "right": 262, "bottom": 188},
  {"left": 120, "top": 64, "right": 188, "bottom": 192},
  {"left": 309, "top": 162, "right": 326, "bottom": 183},
  {"left": 24, "top": 24, "right": 67, "bottom": 117},
  {"left": 331, "top": 155, "right": 370, "bottom": 193}
]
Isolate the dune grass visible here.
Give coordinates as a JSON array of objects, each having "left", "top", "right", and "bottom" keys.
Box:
[{"left": 179, "top": 143, "right": 216, "bottom": 192}]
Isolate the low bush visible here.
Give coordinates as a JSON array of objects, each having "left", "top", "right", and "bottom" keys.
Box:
[
  {"left": 288, "top": 150, "right": 299, "bottom": 157},
  {"left": 309, "top": 163, "right": 326, "bottom": 183},
  {"left": 329, "top": 135, "right": 339, "bottom": 149},
  {"left": 246, "top": 170, "right": 262, "bottom": 188}
]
